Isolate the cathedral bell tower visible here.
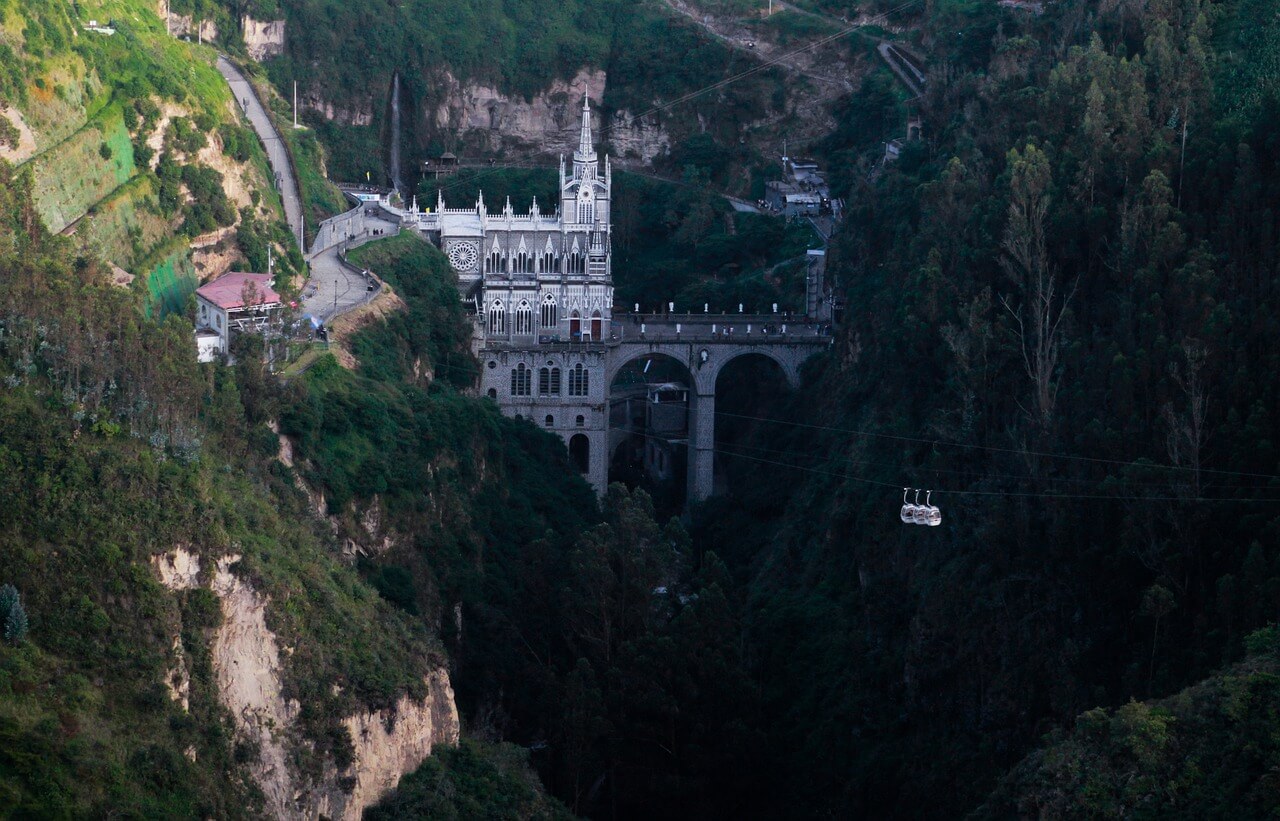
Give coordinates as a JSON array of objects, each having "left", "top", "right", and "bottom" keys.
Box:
[{"left": 561, "top": 92, "right": 611, "bottom": 240}]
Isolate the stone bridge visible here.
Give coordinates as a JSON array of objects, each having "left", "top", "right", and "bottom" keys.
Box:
[{"left": 605, "top": 313, "right": 831, "bottom": 501}]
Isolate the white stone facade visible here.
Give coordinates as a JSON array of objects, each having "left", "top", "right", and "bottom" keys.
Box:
[{"left": 437, "top": 95, "right": 613, "bottom": 492}]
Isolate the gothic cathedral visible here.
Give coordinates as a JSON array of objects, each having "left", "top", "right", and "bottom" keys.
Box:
[{"left": 432, "top": 93, "right": 613, "bottom": 493}]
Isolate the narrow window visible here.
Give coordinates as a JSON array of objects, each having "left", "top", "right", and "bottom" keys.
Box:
[
  {"left": 516, "top": 300, "right": 533, "bottom": 335},
  {"left": 541, "top": 294, "right": 557, "bottom": 328},
  {"left": 511, "top": 364, "right": 531, "bottom": 396},
  {"left": 568, "top": 364, "right": 589, "bottom": 397}
]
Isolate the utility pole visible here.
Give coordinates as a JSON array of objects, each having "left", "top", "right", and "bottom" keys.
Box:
[
  {"left": 1178, "top": 117, "right": 1188, "bottom": 211},
  {"left": 293, "top": 81, "right": 298, "bottom": 128}
]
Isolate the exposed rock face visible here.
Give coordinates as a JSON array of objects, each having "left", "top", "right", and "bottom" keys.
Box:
[
  {"left": 152, "top": 546, "right": 203, "bottom": 589},
  {"left": 242, "top": 17, "right": 286, "bottom": 62},
  {"left": 605, "top": 109, "right": 670, "bottom": 164},
  {"left": 208, "top": 554, "right": 300, "bottom": 818},
  {"left": 151, "top": 548, "right": 460, "bottom": 819},
  {"left": 305, "top": 96, "right": 375, "bottom": 127},
  {"left": 432, "top": 68, "right": 606, "bottom": 156},
  {"left": 167, "top": 13, "right": 218, "bottom": 42},
  {"left": 0, "top": 106, "right": 37, "bottom": 163},
  {"left": 430, "top": 68, "right": 670, "bottom": 163},
  {"left": 316, "top": 671, "right": 460, "bottom": 820}
]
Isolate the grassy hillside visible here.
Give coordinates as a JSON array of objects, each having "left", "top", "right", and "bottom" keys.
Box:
[
  {"left": 0, "top": 0, "right": 301, "bottom": 313},
  {"left": 0, "top": 164, "right": 436, "bottom": 815}
]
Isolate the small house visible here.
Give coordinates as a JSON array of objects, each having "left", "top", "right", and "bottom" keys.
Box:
[{"left": 194, "top": 272, "right": 282, "bottom": 363}]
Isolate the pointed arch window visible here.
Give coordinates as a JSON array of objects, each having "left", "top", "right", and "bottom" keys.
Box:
[
  {"left": 510, "top": 363, "right": 531, "bottom": 396},
  {"left": 488, "top": 300, "right": 506, "bottom": 334},
  {"left": 515, "top": 300, "right": 533, "bottom": 335},
  {"left": 538, "top": 366, "right": 561, "bottom": 396},
  {"left": 541, "top": 294, "right": 558, "bottom": 329},
  {"left": 568, "top": 363, "right": 589, "bottom": 397}
]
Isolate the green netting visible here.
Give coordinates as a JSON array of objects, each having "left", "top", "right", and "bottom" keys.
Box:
[{"left": 144, "top": 251, "right": 197, "bottom": 318}]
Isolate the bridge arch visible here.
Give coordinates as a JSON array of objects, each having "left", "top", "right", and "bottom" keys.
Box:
[
  {"left": 605, "top": 339, "right": 824, "bottom": 504},
  {"left": 607, "top": 351, "right": 697, "bottom": 507},
  {"left": 713, "top": 352, "right": 796, "bottom": 497},
  {"left": 606, "top": 342, "right": 808, "bottom": 397},
  {"left": 709, "top": 347, "right": 802, "bottom": 391}
]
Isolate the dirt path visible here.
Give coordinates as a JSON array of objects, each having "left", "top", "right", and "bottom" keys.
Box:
[{"left": 660, "top": 0, "right": 857, "bottom": 92}]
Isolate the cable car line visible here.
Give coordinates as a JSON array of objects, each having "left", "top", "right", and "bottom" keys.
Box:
[
  {"left": 607, "top": 423, "right": 1280, "bottom": 504},
  {"left": 711, "top": 409, "right": 1280, "bottom": 483},
  {"left": 710, "top": 434, "right": 1280, "bottom": 492}
]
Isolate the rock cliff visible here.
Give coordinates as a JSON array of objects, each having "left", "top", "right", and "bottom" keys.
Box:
[
  {"left": 243, "top": 17, "right": 286, "bottom": 62},
  {"left": 429, "top": 68, "right": 670, "bottom": 163},
  {"left": 153, "top": 548, "right": 460, "bottom": 820}
]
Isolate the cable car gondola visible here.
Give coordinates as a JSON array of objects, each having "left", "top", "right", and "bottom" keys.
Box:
[
  {"left": 900, "top": 488, "right": 942, "bottom": 527},
  {"left": 900, "top": 487, "right": 917, "bottom": 523}
]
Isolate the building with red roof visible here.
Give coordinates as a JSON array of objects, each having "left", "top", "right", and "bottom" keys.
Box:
[{"left": 194, "top": 272, "right": 283, "bottom": 363}]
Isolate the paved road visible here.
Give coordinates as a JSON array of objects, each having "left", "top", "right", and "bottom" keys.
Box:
[
  {"left": 302, "top": 213, "right": 401, "bottom": 323},
  {"left": 216, "top": 56, "right": 304, "bottom": 251}
]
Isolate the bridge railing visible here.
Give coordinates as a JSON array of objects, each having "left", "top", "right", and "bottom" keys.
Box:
[{"left": 610, "top": 313, "right": 833, "bottom": 344}]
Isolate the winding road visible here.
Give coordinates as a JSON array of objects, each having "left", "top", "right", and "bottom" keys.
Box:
[
  {"left": 217, "top": 55, "right": 382, "bottom": 323},
  {"left": 217, "top": 56, "right": 304, "bottom": 252},
  {"left": 302, "top": 211, "right": 400, "bottom": 323}
]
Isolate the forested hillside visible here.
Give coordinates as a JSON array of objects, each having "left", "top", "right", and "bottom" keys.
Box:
[
  {"left": 7, "top": 0, "right": 1280, "bottom": 817},
  {"left": 192, "top": 0, "right": 812, "bottom": 191},
  {"left": 691, "top": 0, "right": 1280, "bottom": 815}
]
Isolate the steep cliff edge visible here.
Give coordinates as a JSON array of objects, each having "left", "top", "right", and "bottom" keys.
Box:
[
  {"left": 154, "top": 547, "right": 460, "bottom": 820},
  {"left": 429, "top": 68, "right": 670, "bottom": 163}
]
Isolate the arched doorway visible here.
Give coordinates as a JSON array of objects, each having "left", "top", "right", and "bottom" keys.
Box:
[
  {"left": 569, "top": 311, "right": 581, "bottom": 341},
  {"left": 569, "top": 433, "right": 590, "bottom": 474},
  {"left": 591, "top": 311, "right": 602, "bottom": 341}
]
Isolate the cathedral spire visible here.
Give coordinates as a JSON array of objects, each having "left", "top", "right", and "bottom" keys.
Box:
[{"left": 574, "top": 91, "right": 596, "bottom": 164}]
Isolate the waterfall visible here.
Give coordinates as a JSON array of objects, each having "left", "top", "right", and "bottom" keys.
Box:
[{"left": 390, "top": 72, "right": 404, "bottom": 197}]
